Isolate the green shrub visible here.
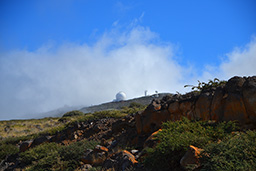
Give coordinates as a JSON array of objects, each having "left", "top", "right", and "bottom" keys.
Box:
[
  {"left": 200, "top": 130, "right": 256, "bottom": 171},
  {"left": 0, "top": 143, "right": 19, "bottom": 160},
  {"left": 62, "top": 110, "right": 84, "bottom": 117},
  {"left": 88, "top": 166, "right": 103, "bottom": 171},
  {"left": 20, "top": 142, "right": 61, "bottom": 165},
  {"left": 20, "top": 140, "right": 99, "bottom": 170},
  {"left": 39, "top": 124, "right": 66, "bottom": 136},
  {"left": 143, "top": 118, "right": 238, "bottom": 171},
  {"left": 1, "top": 134, "right": 35, "bottom": 145},
  {"left": 184, "top": 78, "right": 227, "bottom": 92},
  {"left": 121, "top": 102, "right": 147, "bottom": 115},
  {"left": 128, "top": 102, "right": 145, "bottom": 109},
  {"left": 58, "top": 139, "right": 99, "bottom": 170},
  {"left": 93, "top": 110, "right": 127, "bottom": 118}
]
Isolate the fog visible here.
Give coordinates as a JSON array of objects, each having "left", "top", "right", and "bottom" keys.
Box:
[
  {"left": 0, "top": 26, "right": 189, "bottom": 120},
  {"left": 1, "top": 26, "right": 255, "bottom": 120}
]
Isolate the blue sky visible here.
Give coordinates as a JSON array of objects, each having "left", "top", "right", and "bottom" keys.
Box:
[{"left": 0, "top": 0, "right": 256, "bottom": 120}]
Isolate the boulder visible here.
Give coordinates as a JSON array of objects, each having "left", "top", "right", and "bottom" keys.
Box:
[
  {"left": 30, "top": 136, "right": 49, "bottom": 148},
  {"left": 151, "top": 99, "right": 162, "bottom": 110},
  {"left": 78, "top": 164, "right": 92, "bottom": 171},
  {"left": 19, "top": 140, "right": 33, "bottom": 152},
  {"left": 81, "top": 146, "right": 108, "bottom": 165},
  {"left": 180, "top": 145, "right": 203, "bottom": 170},
  {"left": 119, "top": 150, "right": 138, "bottom": 171},
  {"left": 144, "top": 129, "right": 162, "bottom": 148},
  {"left": 94, "top": 145, "right": 109, "bottom": 153},
  {"left": 107, "top": 150, "right": 138, "bottom": 171},
  {"left": 102, "top": 150, "right": 139, "bottom": 170},
  {"left": 225, "top": 76, "right": 245, "bottom": 93}
]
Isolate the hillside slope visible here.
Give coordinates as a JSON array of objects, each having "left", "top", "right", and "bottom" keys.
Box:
[
  {"left": 80, "top": 93, "right": 170, "bottom": 113},
  {"left": 0, "top": 76, "right": 255, "bottom": 171}
]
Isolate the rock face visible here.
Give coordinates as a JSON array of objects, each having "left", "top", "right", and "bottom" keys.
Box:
[
  {"left": 135, "top": 76, "right": 256, "bottom": 134},
  {"left": 180, "top": 145, "right": 203, "bottom": 169}
]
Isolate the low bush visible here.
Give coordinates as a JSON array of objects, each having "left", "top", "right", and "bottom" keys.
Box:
[
  {"left": 184, "top": 78, "right": 227, "bottom": 92},
  {"left": 143, "top": 118, "right": 238, "bottom": 171},
  {"left": 0, "top": 143, "right": 19, "bottom": 161},
  {"left": 200, "top": 130, "right": 256, "bottom": 171},
  {"left": 20, "top": 140, "right": 99, "bottom": 170},
  {"left": 122, "top": 102, "right": 147, "bottom": 113},
  {"left": 20, "top": 142, "right": 60, "bottom": 165},
  {"left": 62, "top": 110, "right": 84, "bottom": 117},
  {"left": 58, "top": 139, "right": 99, "bottom": 169},
  {"left": 93, "top": 110, "right": 126, "bottom": 118},
  {"left": 38, "top": 124, "right": 66, "bottom": 136},
  {"left": 129, "top": 102, "right": 145, "bottom": 109}
]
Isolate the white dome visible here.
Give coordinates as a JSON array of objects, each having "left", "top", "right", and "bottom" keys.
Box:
[{"left": 116, "top": 91, "right": 126, "bottom": 101}]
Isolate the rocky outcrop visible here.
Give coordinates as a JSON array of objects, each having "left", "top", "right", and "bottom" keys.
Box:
[
  {"left": 180, "top": 145, "right": 203, "bottom": 170},
  {"left": 19, "top": 140, "right": 33, "bottom": 152},
  {"left": 30, "top": 136, "right": 50, "bottom": 148},
  {"left": 103, "top": 150, "right": 138, "bottom": 171},
  {"left": 81, "top": 145, "right": 109, "bottom": 165},
  {"left": 135, "top": 76, "right": 256, "bottom": 134}
]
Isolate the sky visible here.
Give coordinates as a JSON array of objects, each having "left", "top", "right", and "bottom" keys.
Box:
[{"left": 0, "top": 0, "right": 256, "bottom": 120}]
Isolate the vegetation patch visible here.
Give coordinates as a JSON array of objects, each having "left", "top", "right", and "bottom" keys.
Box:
[
  {"left": 62, "top": 110, "right": 84, "bottom": 117},
  {"left": 200, "top": 130, "right": 256, "bottom": 171},
  {"left": 184, "top": 78, "right": 227, "bottom": 92},
  {"left": 0, "top": 143, "right": 19, "bottom": 161},
  {"left": 20, "top": 140, "right": 99, "bottom": 170},
  {"left": 143, "top": 118, "right": 238, "bottom": 171},
  {"left": 0, "top": 117, "right": 61, "bottom": 138}
]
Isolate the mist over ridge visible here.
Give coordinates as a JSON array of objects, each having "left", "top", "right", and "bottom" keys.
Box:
[{"left": 0, "top": 26, "right": 256, "bottom": 120}]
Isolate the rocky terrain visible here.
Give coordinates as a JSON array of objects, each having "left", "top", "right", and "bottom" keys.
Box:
[{"left": 0, "top": 76, "right": 255, "bottom": 171}]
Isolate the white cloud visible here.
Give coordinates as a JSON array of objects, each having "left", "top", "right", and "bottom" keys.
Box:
[
  {"left": 219, "top": 37, "right": 256, "bottom": 78},
  {"left": 201, "top": 37, "right": 256, "bottom": 81},
  {"left": 2, "top": 23, "right": 254, "bottom": 120},
  {"left": 0, "top": 26, "right": 188, "bottom": 120}
]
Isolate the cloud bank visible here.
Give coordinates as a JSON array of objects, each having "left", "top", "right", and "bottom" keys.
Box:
[
  {"left": 220, "top": 37, "right": 256, "bottom": 78},
  {"left": 0, "top": 25, "right": 255, "bottom": 120},
  {"left": 0, "top": 26, "right": 188, "bottom": 120},
  {"left": 202, "top": 37, "right": 256, "bottom": 81}
]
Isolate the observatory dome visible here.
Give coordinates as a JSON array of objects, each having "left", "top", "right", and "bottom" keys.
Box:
[{"left": 116, "top": 91, "right": 126, "bottom": 101}]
